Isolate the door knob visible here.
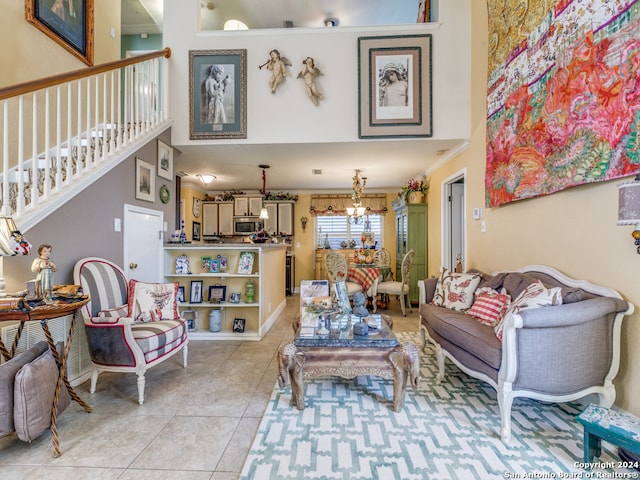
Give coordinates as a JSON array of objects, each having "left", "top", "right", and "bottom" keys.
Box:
[{"left": 129, "top": 263, "right": 138, "bottom": 269}]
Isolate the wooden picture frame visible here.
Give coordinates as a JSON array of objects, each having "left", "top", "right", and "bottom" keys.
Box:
[
  {"left": 190, "top": 280, "right": 203, "bottom": 304},
  {"left": 189, "top": 49, "right": 247, "bottom": 140},
  {"left": 192, "top": 221, "right": 201, "bottom": 241},
  {"left": 157, "top": 140, "right": 173, "bottom": 180},
  {"left": 237, "top": 251, "right": 255, "bottom": 275},
  {"left": 25, "top": 0, "right": 94, "bottom": 66},
  {"left": 135, "top": 158, "right": 155, "bottom": 202},
  {"left": 232, "top": 317, "right": 246, "bottom": 333},
  {"left": 358, "top": 34, "right": 432, "bottom": 139},
  {"left": 208, "top": 285, "right": 226, "bottom": 303}
]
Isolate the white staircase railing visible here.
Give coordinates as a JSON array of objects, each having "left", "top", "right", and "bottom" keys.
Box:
[{"left": 0, "top": 48, "right": 172, "bottom": 231}]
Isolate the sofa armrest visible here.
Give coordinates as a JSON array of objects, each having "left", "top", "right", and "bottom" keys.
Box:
[
  {"left": 500, "top": 296, "right": 633, "bottom": 395},
  {"left": 418, "top": 277, "right": 438, "bottom": 305},
  {"left": 514, "top": 297, "right": 631, "bottom": 329}
]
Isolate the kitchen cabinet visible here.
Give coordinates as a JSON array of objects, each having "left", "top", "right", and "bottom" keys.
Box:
[
  {"left": 264, "top": 201, "right": 295, "bottom": 236},
  {"left": 393, "top": 198, "right": 427, "bottom": 303},
  {"left": 234, "top": 195, "right": 264, "bottom": 216},
  {"left": 202, "top": 201, "right": 234, "bottom": 237}
]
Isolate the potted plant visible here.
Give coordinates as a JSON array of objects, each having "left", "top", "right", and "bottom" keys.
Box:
[{"left": 400, "top": 178, "right": 429, "bottom": 203}]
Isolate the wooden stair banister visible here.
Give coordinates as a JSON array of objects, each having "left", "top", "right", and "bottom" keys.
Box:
[{"left": 0, "top": 48, "right": 171, "bottom": 101}]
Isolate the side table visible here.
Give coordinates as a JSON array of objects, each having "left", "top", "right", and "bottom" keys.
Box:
[{"left": 0, "top": 296, "right": 92, "bottom": 457}]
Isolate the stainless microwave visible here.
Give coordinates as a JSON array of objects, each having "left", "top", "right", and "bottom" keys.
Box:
[{"left": 234, "top": 217, "right": 262, "bottom": 235}]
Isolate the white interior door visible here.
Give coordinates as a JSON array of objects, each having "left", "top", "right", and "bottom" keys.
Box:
[
  {"left": 441, "top": 171, "right": 466, "bottom": 272},
  {"left": 124, "top": 204, "right": 164, "bottom": 282}
]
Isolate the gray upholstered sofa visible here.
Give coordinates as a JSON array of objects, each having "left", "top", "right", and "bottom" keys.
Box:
[{"left": 418, "top": 265, "right": 634, "bottom": 443}]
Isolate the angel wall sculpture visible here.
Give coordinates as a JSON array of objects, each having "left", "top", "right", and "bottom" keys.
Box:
[
  {"left": 297, "top": 57, "right": 324, "bottom": 106},
  {"left": 259, "top": 49, "right": 291, "bottom": 94}
]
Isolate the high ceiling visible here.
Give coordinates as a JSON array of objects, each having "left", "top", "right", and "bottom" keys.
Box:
[{"left": 121, "top": 1, "right": 458, "bottom": 193}]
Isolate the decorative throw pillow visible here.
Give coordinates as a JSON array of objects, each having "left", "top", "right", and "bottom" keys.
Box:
[
  {"left": 127, "top": 280, "right": 179, "bottom": 323},
  {"left": 0, "top": 341, "right": 49, "bottom": 439},
  {"left": 467, "top": 287, "right": 511, "bottom": 326},
  {"left": 494, "top": 280, "right": 563, "bottom": 341},
  {"left": 432, "top": 267, "right": 482, "bottom": 311},
  {"left": 13, "top": 345, "right": 71, "bottom": 442}
]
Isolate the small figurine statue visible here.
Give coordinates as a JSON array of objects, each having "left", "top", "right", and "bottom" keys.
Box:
[
  {"left": 352, "top": 291, "right": 369, "bottom": 318},
  {"left": 297, "top": 57, "right": 324, "bottom": 106},
  {"left": 259, "top": 49, "right": 292, "bottom": 94},
  {"left": 31, "top": 243, "right": 57, "bottom": 300}
]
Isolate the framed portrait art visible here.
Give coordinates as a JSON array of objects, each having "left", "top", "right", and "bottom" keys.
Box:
[
  {"left": 358, "top": 34, "right": 432, "bottom": 139},
  {"left": 157, "top": 140, "right": 173, "bottom": 180},
  {"left": 190, "top": 280, "right": 204, "bottom": 304},
  {"left": 135, "top": 158, "right": 155, "bottom": 202},
  {"left": 25, "top": 0, "right": 94, "bottom": 66},
  {"left": 189, "top": 49, "right": 247, "bottom": 140}
]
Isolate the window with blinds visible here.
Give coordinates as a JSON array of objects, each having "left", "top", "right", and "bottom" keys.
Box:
[{"left": 315, "top": 215, "right": 383, "bottom": 249}]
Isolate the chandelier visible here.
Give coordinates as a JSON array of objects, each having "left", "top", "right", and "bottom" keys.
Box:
[{"left": 346, "top": 170, "right": 367, "bottom": 225}]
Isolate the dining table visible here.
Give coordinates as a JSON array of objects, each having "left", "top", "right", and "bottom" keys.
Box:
[{"left": 347, "top": 264, "right": 393, "bottom": 300}]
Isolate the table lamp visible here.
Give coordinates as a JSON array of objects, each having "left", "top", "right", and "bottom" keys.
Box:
[{"left": 0, "top": 216, "right": 32, "bottom": 296}]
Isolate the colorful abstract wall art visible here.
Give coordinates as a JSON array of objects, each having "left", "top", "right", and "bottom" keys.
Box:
[{"left": 486, "top": 0, "right": 640, "bottom": 207}]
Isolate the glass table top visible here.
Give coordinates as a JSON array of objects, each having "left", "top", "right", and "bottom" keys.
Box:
[{"left": 294, "top": 312, "right": 398, "bottom": 348}]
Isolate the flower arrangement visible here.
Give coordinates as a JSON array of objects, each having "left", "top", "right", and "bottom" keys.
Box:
[
  {"left": 400, "top": 178, "right": 429, "bottom": 199},
  {"left": 353, "top": 248, "right": 374, "bottom": 265},
  {"left": 250, "top": 229, "right": 271, "bottom": 243}
]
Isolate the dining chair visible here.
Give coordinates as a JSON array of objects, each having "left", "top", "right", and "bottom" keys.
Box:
[
  {"left": 376, "top": 249, "right": 415, "bottom": 316},
  {"left": 325, "top": 251, "right": 364, "bottom": 296},
  {"left": 374, "top": 247, "right": 392, "bottom": 280}
]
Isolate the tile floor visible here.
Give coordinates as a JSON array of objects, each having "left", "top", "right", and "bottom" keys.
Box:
[{"left": 0, "top": 295, "right": 420, "bottom": 479}]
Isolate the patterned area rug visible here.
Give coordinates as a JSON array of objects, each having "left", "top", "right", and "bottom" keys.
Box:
[{"left": 240, "top": 333, "right": 634, "bottom": 480}]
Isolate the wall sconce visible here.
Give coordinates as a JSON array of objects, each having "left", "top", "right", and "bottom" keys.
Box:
[
  {"left": 300, "top": 216, "right": 308, "bottom": 232},
  {"left": 617, "top": 173, "right": 640, "bottom": 254}
]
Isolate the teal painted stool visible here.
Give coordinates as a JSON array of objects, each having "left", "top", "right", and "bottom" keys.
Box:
[{"left": 577, "top": 404, "right": 640, "bottom": 465}]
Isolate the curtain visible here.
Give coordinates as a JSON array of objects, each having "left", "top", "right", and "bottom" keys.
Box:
[{"left": 310, "top": 194, "right": 388, "bottom": 216}]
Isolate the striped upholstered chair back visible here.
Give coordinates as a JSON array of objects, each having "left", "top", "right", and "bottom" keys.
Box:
[
  {"left": 73, "top": 257, "right": 188, "bottom": 405},
  {"left": 75, "top": 257, "right": 128, "bottom": 320}
]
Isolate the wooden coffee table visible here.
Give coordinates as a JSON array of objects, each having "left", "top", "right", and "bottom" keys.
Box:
[{"left": 278, "top": 314, "right": 419, "bottom": 412}]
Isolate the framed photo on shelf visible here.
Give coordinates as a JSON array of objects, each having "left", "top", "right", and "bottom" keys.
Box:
[
  {"left": 177, "top": 286, "right": 185, "bottom": 303},
  {"left": 157, "top": 139, "right": 174, "bottom": 180},
  {"left": 135, "top": 158, "right": 155, "bottom": 202},
  {"left": 189, "top": 49, "right": 247, "bottom": 140},
  {"left": 208, "top": 285, "right": 226, "bottom": 303},
  {"left": 237, "top": 251, "right": 255, "bottom": 274},
  {"left": 229, "top": 292, "right": 241, "bottom": 304},
  {"left": 217, "top": 255, "right": 228, "bottom": 271},
  {"left": 232, "top": 318, "right": 246, "bottom": 333},
  {"left": 210, "top": 259, "right": 220, "bottom": 273},
  {"left": 25, "top": 0, "right": 94, "bottom": 66},
  {"left": 190, "top": 280, "right": 204, "bottom": 304},
  {"left": 358, "top": 34, "right": 432, "bottom": 139},
  {"left": 183, "top": 308, "right": 197, "bottom": 332},
  {"left": 193, "top": 222, "right": 201, "bottom": 241},
  {"left": 201, "top": 256, "right": 211, "bottom": 272}
]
